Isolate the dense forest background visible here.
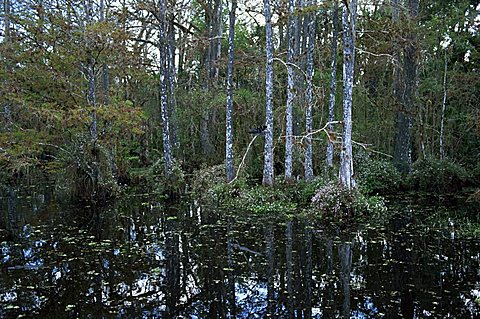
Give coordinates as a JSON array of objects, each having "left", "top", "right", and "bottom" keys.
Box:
[{"left": 0, "top": 0, "right": 479, "bottom": 199}]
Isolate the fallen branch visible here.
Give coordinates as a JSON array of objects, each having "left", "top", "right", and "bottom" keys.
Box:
[{"left": 229, "top": 135, "right": 258, "bottom": 184}]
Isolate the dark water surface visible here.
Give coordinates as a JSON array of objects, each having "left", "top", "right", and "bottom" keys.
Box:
[{"left": 1, "top": 186, "right": 479, "bottom": 318}]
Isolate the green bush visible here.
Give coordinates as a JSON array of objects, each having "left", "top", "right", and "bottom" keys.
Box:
[
  {"left": 310, "top": 182, "right": 387, "bottom": 220},
  {"left": 407, "top": 158, "right": 470, "bottom": 193},
  {"left": 354, "top": 148, "right": 401, "bottom": 194}
]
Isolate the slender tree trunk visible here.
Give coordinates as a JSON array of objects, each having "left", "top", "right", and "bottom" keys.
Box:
[
  {"left": 263, "top": 0, "right": 275, "bottom": 186},
  {"left": 4, "top": 0, "right": 10, "bottom": 39},
  {"left": 339, "top": 0, "right": 356, "bottom": 189},
  {"left": 2, "top": 0, "right": 12, "bottom": 131},
  {"left": 279, "top": 21, "right": 285, "bottom": 49},
  {"left": 84, "top": 0, "right": 97, "bottom": 143},
  {"left": 304, "top": 0, "right": 316, "bottom": 181},
  {"left": 159, "top": 0, "right": 174, "bottom": 177},
  {"left": 225, "top": 0, "right": 237, "bottom": 182},
  {"left": 167, "top": 13, "right": 179, "bottom": 149},
  {"left": 100, "top": 0, "right": 110, "bottom": 105},
  {"left": 393, "top": 0, "right": 419, "bottom": 173},
  {"left": 326, "top": 0, "right": 339, "bottom": 168},
  {"left": 285, "top": 0, "right": 296, "bottom": 181},
  {"left": 439, "top": 51, "right": 447, "bottom": 159},
  {"left": 213, "top": 0, "right": 223, "bottom": 82}
]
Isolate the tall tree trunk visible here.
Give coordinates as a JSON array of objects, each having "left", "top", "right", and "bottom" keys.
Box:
[
  {"left": 285, "top": 0, "right": 295, "bottom": 181},
  {"left": 339, "top": 0, "right": 356, "bottom": 189},
  {"left": 263, "top": 0, "right": 275, "bottom": 186},
  {"left": 393, "top": 0, "right": 419, "bottom": 173},
  {"left": 304, "top": 0, "right": 316, "bottom": 181},
  {"left": 167, "top": 12, "right": 179, "bottom": 149},
  {"left": 439, "top": 51, "right": 447, "bottom": 159},
  {"left": 100, "top": 0, "right": 110, "bottom": 105},
  {"left": 225, "top": 0, "right": 237, "bottom": 182},
  {"left": 159, "top": 0, "right": 174, "bottom": 177},
  {"left": 213, "top": 0, "right": 223, "bottom": 82},
  {"left": 84, "top": 0, "right": 97, "bottom": 143},
  {"left": 326, "top": 0, "right": 339, "bottom": 168},
  {"left": 2, "top": 0, "right": 12, "bottom": 131}
]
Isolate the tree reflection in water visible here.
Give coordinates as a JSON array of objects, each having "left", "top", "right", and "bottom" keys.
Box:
[{"left": 1, "top": 192, "right": 480, "bottom": 318}]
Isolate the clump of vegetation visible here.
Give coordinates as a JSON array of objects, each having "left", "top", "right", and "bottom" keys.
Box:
[
  {"left": 192, "top": 169, "right": 387, "bottom": 221},
  {"left": 191, "top": 164, "right": 229, "bottom": 203},
  {"left": 407, "top": 158, "right": 470, "bottom": 193},
  {"left": 128, "top": 155, "right": 185, "bottom": 198},
  {"left": 356, "top": 157, "right": 402, "bottom": 194},
  {"left": 309, "top": 182, "right": 387, "bottom": 221}
]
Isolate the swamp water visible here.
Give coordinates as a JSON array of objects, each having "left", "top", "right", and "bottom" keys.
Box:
[{"left": 1, "top": 186, "right": 479, "bottom": 318}]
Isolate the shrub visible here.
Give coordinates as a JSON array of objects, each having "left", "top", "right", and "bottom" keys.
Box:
[
  {"left": 354, "top": 148, "right": 401, "bottom": 194},
  {"left": 191, "top": 164, "right": 228, "bottom": 203},
  {"left": 310, "top": 182, "right": 386, "bottom": 220},
  {"left": 407, "top": 158, "right": 470, "bottom": 193}
]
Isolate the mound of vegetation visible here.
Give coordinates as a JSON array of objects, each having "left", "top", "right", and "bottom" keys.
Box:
[{"left": 407, "top": 158, "right": 471, "bottom": 193}]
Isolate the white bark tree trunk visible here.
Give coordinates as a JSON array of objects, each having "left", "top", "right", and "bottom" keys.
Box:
[
  {"left": 285, "top": 0, "right": 295, "bottom": 181},
  {"left": 225, "top": 0, "right": 237, "bottom": 182},
  {"left": 339, "top": 0, "right": 356, "bottom": 189},
  {"left": 440, "top": 51, "right": 448, "bottom": 159},
  {"left": 2, "top": 0, "right": 12, "bottom": 131},
  {"left": 262, "top": 0, "right": 275, "bottom": 186},
  {"left": 159, "top": 0, "right": 174, "bottom": 177},
  {"left": 304, "top": 0, "right": 316, "bottom": 181},
  {"left": 326, "top": 0, "right": 339, "bottom": 168}
]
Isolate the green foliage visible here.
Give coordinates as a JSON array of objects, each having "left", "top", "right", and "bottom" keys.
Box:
[
  {"left": 310, "top": 182, "right": 387, "bottom": 220},
  {"left": 275, "top": 177, "right": 328, "bottom": 207},
  {"left": 356, "top": 158, "right": 402, "bottom": 194},
  {"left": 128, "top": 155, "right": 185, "bottom": 197},
  {"left": 407, "top": 158, "right": 470, "bottom": 193},
  {"left": 191, "top": 164, "right": 227, "bottom": 202}
]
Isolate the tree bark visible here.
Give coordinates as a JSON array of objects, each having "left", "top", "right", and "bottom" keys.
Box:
[
  {"left": 339, "top": 0, "right": 356, "bottom": 189},
  {"left": 159, "top": 0, "right": 174, "bottom": 177},
  {"left": 84, "top": 0, "right": 97, "bottom": 143},
  {"left": 225, "top": 0, "right": 237, "bottom": 183},
  {"left": 167, "top": 12, "right": 179, "bottom": 149},
  {"left": 393, "top": 0, "right": 419, "bottom": 173},
  {"left": 2, "top": 0, "right": 12, "bottom": 131},
  {"left": 285, "top": 0, "right": 296, "bottom": 181},
  {"left": 439, "top": 51, "right": 447, "bottom": 159},
  {"left": 304, "top": 0, "right": 316, "bottom": 181},
  {"left": 100, "top": 0, "right": 110, "bottom": 106},
  {"left": 326, "top": 0, "right": 339, "bottom": 168},
  {"left": 263, "top": 0, "right": 275, "bottom": 186}
]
